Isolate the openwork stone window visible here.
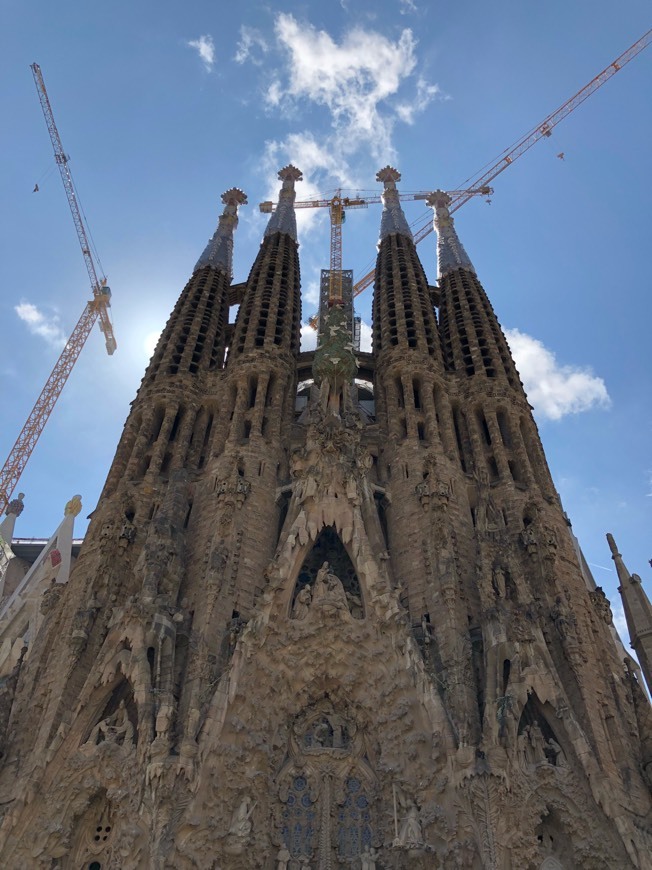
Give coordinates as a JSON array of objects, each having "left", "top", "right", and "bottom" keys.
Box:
[
  {"left": 337, "top": 776, "right": 373, "bottom": 859},
  {"left": 281, "top": 775, "right": 317, "bottom": 858}
]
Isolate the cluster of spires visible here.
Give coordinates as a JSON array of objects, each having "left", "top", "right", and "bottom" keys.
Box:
[
  {"left": 187, "top": 163, "right": 652, "bottom": 696},
  {"left": 193, "top": 164, "right": 477, "bottom": 283}
]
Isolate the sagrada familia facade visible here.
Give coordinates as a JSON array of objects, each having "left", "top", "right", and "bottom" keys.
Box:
[{"left": 0, "top": 165, "right": 651, "bottom": 869}]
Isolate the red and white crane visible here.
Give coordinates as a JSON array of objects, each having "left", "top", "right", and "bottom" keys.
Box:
[{"left": 0, "top": 64, "right": 116, "bottom": 512}]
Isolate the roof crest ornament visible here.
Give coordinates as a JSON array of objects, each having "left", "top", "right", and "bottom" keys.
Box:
[
  {"left": 194, "top": 187, "right": 248, "bottom": 278},
  {"left": 427, "top": 190, "right": 476, "bottom": 279},
  {"left": 377, "top": 165, "right": 413, "bottom": 244},
  {"left": 264, "top": 164, "right": 303, "bottom": 243}
]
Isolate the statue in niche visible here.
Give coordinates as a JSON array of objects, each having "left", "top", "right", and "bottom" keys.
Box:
[
  {"left": 292, "top": 585, "right": 312, "bottom": 620},
  {"left": 303, "top": 713, "right": 351, "bottom": 751},
  {"left": 312, "top": 562, "right": 349, "bottom": 616},
  {"left": 544, "top": 737, "right": 566, "bottom": 767},
  {"left": 492, "top": 566, "right": 507, "bottom": 599},
  {"left": 88, "top": 700, "right": 134, "bottom": 748},
  {"left": 521, "top": 723, "right": 548, "bottom": 766}
]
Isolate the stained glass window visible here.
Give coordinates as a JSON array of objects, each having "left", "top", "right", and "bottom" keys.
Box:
[
  {"left": 337, "top": 777, "right": 372, "bottom": 859},
  {"left": 281, "top": 776, "right": 316, "bottom": 857}
]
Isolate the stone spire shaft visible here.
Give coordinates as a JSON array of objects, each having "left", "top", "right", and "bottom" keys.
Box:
[
  {"left": 194, "top": 188, "right": 248, "bottom": 278},
  {"left": 229, "top": 166, "right": 303, "bottom": 362},
  {"left": 428, "top": 190, "right": 476, "bottom": 279},
  {"left": 377, "top": 166, "right": 413, "bottom": 243},
  {"left": 264, "top": 164, "right": 302, "bottom": 242},
  {"left": 608, "top": 533, "right": 652, "bottom": 693}
]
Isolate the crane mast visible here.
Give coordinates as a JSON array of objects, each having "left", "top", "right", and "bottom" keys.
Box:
[{"left": 0, "top": 66, "right": 116, "bottom": 511}]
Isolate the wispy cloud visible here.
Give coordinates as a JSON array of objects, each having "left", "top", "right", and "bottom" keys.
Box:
[
  {"left": 505, "top": 328, "right": 611, "bottom": 421},
  {"left": 396, "top": 76, "right": 442, "bottom": 124},
  {"left": 187, "top": 35, "right": 215, "bottom": 71},
  {"left": 399, "top": 0, "right": 418, "bottom": 13},
  {"left": 267, "top": 14, "right": 430, "bottom": 161},
  {"left": 15, "top": 302, "right": 67, "bottom": 349},
  {"left": 234, "top": 26, "right": 268, "bottom": 65},
  {"left": 251, "top": 14, "right": 442, "bottom": 220}
]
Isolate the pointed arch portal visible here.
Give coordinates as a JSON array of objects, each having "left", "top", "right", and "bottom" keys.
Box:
[{"left": 292, "top": 526, "right": 364, "bottom": 619}]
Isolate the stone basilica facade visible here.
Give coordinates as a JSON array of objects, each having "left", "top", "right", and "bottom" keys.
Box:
[{"left": 0, "top": 166, "right": 651, "bottom": 869}]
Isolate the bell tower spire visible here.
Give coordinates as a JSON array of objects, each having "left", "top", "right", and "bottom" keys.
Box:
[
  {"left": 427, "top": 189, "right": 476, "bottom": 278},
  {"left": 608, "top": 533, "right": 652, "bottom": 693},
  {"left": 194, "top": 187, "right": 248, "bottom": 277}
]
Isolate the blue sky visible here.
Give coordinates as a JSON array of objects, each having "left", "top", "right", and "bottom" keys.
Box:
[{"left": 1, "top": 1, "right": 650, "bottom": 637}]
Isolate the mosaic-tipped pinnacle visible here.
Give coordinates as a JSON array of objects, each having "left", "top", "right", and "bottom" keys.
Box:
[
  {"left": 278, "top": 164, "right": 303, "bottom": 183},
  {"left": 376, "top": 166, "right": 401, "bottom": 185},
  {"left": 426, "top": 189, "right": 451, "bottom": 209},
  {"left": 221, "top": 188, "right": 248, "bottom": 207}
]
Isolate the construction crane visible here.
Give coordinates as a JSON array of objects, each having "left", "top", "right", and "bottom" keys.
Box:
[
  {"left": 288, "top": 26, "right": 650, "bottom": 331},
  {"left": 262, "top": 186, "right": 491, "bottom": 325},
  {"left": 347, "top": 27, "right": 651, "bottom": 301},
  {"left": 0, "top": 65, "right": 116, "bottom": 511}
]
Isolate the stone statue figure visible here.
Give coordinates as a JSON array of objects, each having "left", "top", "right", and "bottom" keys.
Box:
[
  {"left": 398, "top": 803, "right": 423, "bottom": 846},
  {"left": 361, "top": 845, "right": 379, "bottom": 868},
  {"left": 276, "top": 844, "right": 291, "bottom": 869},
  {"left": 492, "top": 566, "right": 507, "bottom": 599},
  {"left": 292, "top": 585, "right": 312, "bottom": 620},
  {"left": 88, "top": 700, "right": 134, "bottom": 748},
  {"left": 545, "top": 737, "right": 566, "bottom": 767},
  {"left": 229, "top": 795, "right": 255, "bottom": 840},
  {"left": 312, "top": 562, "right": 349, "bottom": 614}
]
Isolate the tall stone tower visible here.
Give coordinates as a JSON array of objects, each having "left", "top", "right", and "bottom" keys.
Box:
[{"left": 0, "top": 165, "right": 651, "bottom": 870}]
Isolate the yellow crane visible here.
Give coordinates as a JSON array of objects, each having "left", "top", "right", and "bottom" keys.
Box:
[{"left": 0, "top": 64, "right": 116, "bottom": 511}]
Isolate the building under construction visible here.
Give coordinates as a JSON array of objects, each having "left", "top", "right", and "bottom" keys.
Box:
[{"left": 0, "top": 164, "right": 651, "bottom": 869}]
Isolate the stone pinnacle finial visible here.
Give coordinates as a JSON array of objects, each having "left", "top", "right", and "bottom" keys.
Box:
[
  {"left": 427, "top": 189, "right": 476, "bottom": 279},
  {"left": 376, "top": 166, "right": 402, "bottom": 187},
  {"left": 278, "top": 165, "right": 303, "bottom": 184},
  {"left": 5, "top": 493, "right": 25, "bottom": 518},
  {"left": 606, "top": 532, "right": 632, "bottom": 587},
  {"left": 377, "top": 165, "right": 412, "bottom": 243},
  {"left": 264, "top": 165, "right": 302, "bottom": 242},
  {"left": 64, "top": 494, "right": 83, "bottom": 517},
  {"left": 194, "top": 187, "right": 248, "bottom": 277}
]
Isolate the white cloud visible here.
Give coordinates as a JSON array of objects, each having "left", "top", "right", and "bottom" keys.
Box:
[
  {"left": 261, "top": 132, "right": 356, "bottom": 234},
  {"left": 15, "top": 302, "right": 67, "bottom": 349},
  {"left": 300, "top": 323, "right": 317, "bottom": 352},
  {"left": 268, "top": 13, "right": 437, "bottom": 162},
  {"left": 234, "top": 26, "right": 268, "bottom": 65},
  {"left": 359, "top": 320, "right": 372, "bottom": 352},
  {"left": 505, "top": 328, "right": 611, "bottom": 421},
  {"left": 399, "top": 0, "right": 418, "bottom": 13},
  {"left": 396, "top": 77, "right": 441, "bottom": 124},
  {"left": 187, "top": 35, "right": 215, "bottom": 71}
]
